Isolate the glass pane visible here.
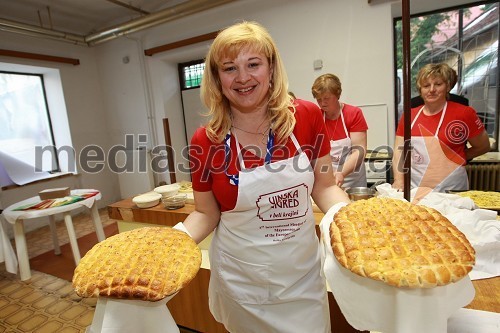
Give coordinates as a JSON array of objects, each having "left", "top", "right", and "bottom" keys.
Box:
[
  {"left": 0, "top": 72, "right": 56, "bottom": 171},
  {"left": 183, "top": 62, "right": 205, "bottom": 89},
  {"left": 460, "top": 7, "right": 498, "bottom": 139}
]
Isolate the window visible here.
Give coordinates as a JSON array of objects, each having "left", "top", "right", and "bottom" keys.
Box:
[
  {"left": 0, "top": 71, "right": 59, "bottom": 171},
  {"left": 179, "top": 60, "right": 205, "bottom": 90},
  {"left": 394, "top": 1, "right": 499, "bottom": 150},
  {"left": 0, "top": 62, "right": 75, "bottom": 188}
]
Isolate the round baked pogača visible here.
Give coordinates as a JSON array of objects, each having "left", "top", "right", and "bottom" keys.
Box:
[
  {"left": 330, "top": 197, "right": 475, "bottom": 288},
  {"left": 73, "top": 226, "right": 201, "bottom": 301}
]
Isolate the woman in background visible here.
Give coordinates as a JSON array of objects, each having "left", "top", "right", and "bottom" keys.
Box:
[
  {"left": 176, "top": 21, "right": 349, "bottom": 333},
  {"left": 392, "top": 62, "right": 490, "bottom": 192},
  {"left": 312, "top": 73, "right": 368, "bottom": 188}
]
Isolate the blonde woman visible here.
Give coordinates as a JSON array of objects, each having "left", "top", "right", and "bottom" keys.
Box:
[
  {"left": 392, "top": 63, "right": 490, "bottom": 192},
  {"left": 177, "top": 21, "right": 348, "bottom": 333}
]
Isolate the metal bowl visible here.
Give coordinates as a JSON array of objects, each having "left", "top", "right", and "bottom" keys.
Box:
[{"left": 346, "top": 187, "right": 376, "bottom": 201}]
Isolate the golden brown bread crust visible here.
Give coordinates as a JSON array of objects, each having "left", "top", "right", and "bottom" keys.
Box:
[
  {"left": 72, "top": 227, "right": 201, "bottom": 301},
  {"left": 330, "top": 197, "right": 475, "bottom": 288},
  {"left": 455, "top": 190, "right": 500, "bottom": 209}
]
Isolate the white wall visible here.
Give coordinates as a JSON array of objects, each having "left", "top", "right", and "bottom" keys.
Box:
[
  {"left": 0, "top": 32, "right": 121, "bottom": 212},
  {"left": 0, "top": 0, "right": 485, "bottom": 229},
  {"left": 93, "top": 0, "right": 400, "bottom": 184},
  {"left": 106, "top": 0, "right": 395, "bottom": 168}
]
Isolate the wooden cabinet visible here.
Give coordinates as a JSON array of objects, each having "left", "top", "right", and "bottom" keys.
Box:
[{"left": 167, "top": 268, "right": 228, "bottom": 333}]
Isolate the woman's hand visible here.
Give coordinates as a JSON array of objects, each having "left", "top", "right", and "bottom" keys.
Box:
[
  {"left": 183, "top": 190, "right": 221, "bottom": 244},
  {"left": 337, "top": 132, "right": 367, "bottom": 184},
  {"left": 466, "top": 130, "right": 490, "bottom": 161},
  {"left": 334, "top": 172, "right": 344, "bottom": 187},
  {"left": 392, "top": 179, "right": 404, "bottom": 191}
]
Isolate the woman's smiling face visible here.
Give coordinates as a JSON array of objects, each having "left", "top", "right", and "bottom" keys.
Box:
[{"left": 218, "top": 46, "right": 272, "bottom": 113}]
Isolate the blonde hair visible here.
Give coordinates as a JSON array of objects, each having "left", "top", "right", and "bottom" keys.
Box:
[
  {"left": 201, "top": 21, "right": 295, "bottom": 143},
  {"left": 416, "top": 63, "right": 457, "bottom": 96},
  {"left": 311, "top": 73, "right": 342, "bottom": 99}
]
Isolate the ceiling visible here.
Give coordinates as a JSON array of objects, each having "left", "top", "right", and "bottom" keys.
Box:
[{"left": 0, "top": 0, "right": 235, "bottom": 46}]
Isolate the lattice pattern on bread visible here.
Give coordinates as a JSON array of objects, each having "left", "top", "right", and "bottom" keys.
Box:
[
  {"left": 73, "top": 227, "right": 201, "bottom": 301},
  {"left": 330, "top": 197, "right": 475, "bottom": 288}
]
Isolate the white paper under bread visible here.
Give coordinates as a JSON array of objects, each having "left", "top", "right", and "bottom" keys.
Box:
[
  {"left": 320, "top": 202, "right": 475, "bottom": 333},
  {"left": 87, "top": 294, "right": 178, "bottom": 333}
]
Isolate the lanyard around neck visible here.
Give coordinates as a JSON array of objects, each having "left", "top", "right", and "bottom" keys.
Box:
[{"left": 224, "top": 129, "right": 275, "bottom": 186}]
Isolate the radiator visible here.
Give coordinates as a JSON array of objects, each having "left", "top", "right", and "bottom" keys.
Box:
[{"left": 466, "top": 163, "right": 500, "bottom": 191}]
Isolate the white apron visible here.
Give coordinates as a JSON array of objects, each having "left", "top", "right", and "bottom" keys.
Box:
[
  {"left": 410, "top": 103, "right": 468, "bottom": 192},
  {"left": 326, "top": 109, "right": 367, "bottom": 189},
  {"left": 209, "top": 132, "right": 331, "bottom": 333}
]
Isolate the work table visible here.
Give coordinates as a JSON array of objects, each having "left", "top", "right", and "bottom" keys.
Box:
[
  {"left": 108, "top": 198, "right": 192, "bottom": 227},
  {"left": 108, "top": 198, "right": 325, "bottom": 228}
]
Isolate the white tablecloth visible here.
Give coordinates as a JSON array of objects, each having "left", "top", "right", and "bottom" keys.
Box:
[
  {"left": 0, "top": 189, "right": 101, "bottom": 276},
  {"left": 2, "top": 189, "right": 101, "bottom": 224}
]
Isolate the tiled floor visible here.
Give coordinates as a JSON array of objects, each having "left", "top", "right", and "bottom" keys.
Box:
[
  {"left": 0, "top": 209, "right": 197, "bottom": 333},
  {"left": 0, "top": 209, "right": 112, "bottom": 333},
  {"left": 0, "top": 268, "right": 97, "bottom": 333}
]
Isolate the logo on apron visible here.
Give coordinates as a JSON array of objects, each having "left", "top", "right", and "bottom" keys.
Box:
[
  {"left": 412, "top": 151, "right": 424, "bottom": 165},
  {"left": 256, "top": 184, "right": 309, "bottom": 221}
]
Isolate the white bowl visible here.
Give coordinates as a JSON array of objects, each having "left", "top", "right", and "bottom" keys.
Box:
[
  {"left": 132, "top": 192, "right": 162, "bottom": 208},
  {"left": 154, "top": 184, "right": 180, "bottom": 198}
]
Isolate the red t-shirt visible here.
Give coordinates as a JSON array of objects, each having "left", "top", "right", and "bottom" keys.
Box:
[
  {"left": 189, "top": 98, "right": 330, "bottom": 211},
  {"left": 396, "top": 101, "right": 485, "bottom": 161},
  {"left": 324, "top": 103, "right": 368, "bottom": 140}
]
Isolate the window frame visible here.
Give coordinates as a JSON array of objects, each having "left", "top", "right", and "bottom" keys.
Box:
[
  {"left": 0, "top": 61, "right": 76, "bottom": 189},
  {"left": 0, "top": 70, "right": 60, "bottom": 172},
  {"left": 178, "top": 59, "right": 205, "bottom": 91}
]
